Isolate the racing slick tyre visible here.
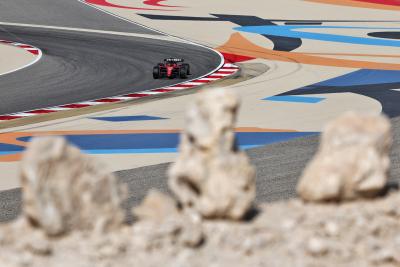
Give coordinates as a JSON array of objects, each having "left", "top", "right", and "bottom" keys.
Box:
[
  {"left": 179, "top": 66, "right": 188, "bottom": 79},
  {"left": 182, "top": 63, "right": 191, "bottom": 75},
  {"left": 153, "top": 66, "right": 160, "bottom": 79}
]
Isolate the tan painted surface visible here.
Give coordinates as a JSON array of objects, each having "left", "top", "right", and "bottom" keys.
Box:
[{"left": 0, "top": 43, "right": 36, "bottom": 76}]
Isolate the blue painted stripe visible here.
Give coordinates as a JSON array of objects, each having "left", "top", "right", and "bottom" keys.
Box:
[
  {"left": 84, "top": 145, "right": 267, "bottom": 154},
  {"left": 235, "top": 25, "right": 400, "bottom": 47},
  {"left": 83, "top": 148, "right": 178, "bottom": 154},
  {"left": 316, "top": 69, "right": 400, "bottom": 86},
  {"left": 264, "top": 95, "right": 325, "bottom": 103},
  {"left": 0, "top": 143, "right": 24, "bottom": 152},
  {"left": 91, "top": 115, "right": 167, "bottom": 122},
  {"left": 10, "top": 132, "right": 317, "bottom": 155}
]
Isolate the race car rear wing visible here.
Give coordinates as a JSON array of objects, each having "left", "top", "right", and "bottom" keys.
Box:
[{"left": 164, "top": 58, "right": 184, "bottom": 62}]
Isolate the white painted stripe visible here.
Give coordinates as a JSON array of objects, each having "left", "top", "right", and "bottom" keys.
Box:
[
  {"left": 219, "top": 68, "right": 239, "bottom": 72},
  {"left": 210, "top": 73, "right": 231, "bottom": 77},
  {"left": 162, "top": 86, "right": 192, "bottom": 90},
  {"left": 141, "top": 91, "right": 163, "bottom": 95},
  {"left": 44, "top": 107, "right": 73, "bottom": 111},
  {"left": 105, "top": 96, "right": 135, "bottom": 100},
  {"left": 196, "top": 77, "right": 219, "bottom": 81},
  {"left": 182, "top": 82, "right": 205, "bottom": 86},
  {"left": 11, "top": 113, "right": 36, "bottom": 117},
  {"left": 77, "top": 101, "right": 104, "bottom": 105},
  {"left": 223, "top": 63, "right": 239, "bottom": 68},
  {"left": 219, "top": 69, "right": 237, "bottom": 72},
  {"left": 218, "top": 69, "right": 237, "bottom": 72},
  {"left": 391, "top": 89, "right": 400, "bottom": 92}
]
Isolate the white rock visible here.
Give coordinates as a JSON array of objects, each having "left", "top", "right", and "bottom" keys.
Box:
[
  {"left": 133, "top": 189, "right": 178, "bottom": 221},
  {"left": 297, "top": 112, "right": 391, "bottom": 202},
  {"left": 20, "top": 137, "right": 125, "bottom": 236},
  {"left": 324, "top": 221, "right": 339, "bottom": 237},
  {"left": 169, "top": 89, "right": 255, "bottom": 220},
  {"left": 307, "top": 237, "right": 328, "bottom": 256}
]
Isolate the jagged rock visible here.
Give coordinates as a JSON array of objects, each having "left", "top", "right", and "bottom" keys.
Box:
[
  {"left": 132, "top": 213, "right": 204, "bottom": 250},
  {"left": 133, "top": 189, "right": 179, "bottom": 221},
  {"left": 168, "top": 88, "right": 255, "bottom": 220},
  {"left": 20, "top": 229, "right": 52, "bottom": 256},
  {"left": 3, "top": 176, "right": 400, "bottom": 267},
  {"left": 134, "top": 189, "right": 203, "bottom": 249},
  {"left": 20, "top": 137, "right": 125, "bottom": 236},
  {"left": 3, "top": 97, "right": 400, "bottom": 267},
  {"left": 297, "top": 112, "right": 392, "bottom": 202}
]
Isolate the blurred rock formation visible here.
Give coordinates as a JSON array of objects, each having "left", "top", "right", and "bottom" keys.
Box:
[
  {"left": 297, "top": 112, "right": 392, "bottom": 202},
  {"left": 0, "top": 96, "right": 397, "bottom": 267},
  {"left": 169, "top": 88, "right": 256, "bottom": 220}
]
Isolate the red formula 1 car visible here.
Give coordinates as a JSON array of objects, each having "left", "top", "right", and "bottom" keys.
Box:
[{"left": 153, "top": 58, "right": 191, "bottom": 79}]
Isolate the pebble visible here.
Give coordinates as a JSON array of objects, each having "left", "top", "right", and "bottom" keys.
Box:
[{"left": 307, "top": 237, "right": 328, "bottom": 256}]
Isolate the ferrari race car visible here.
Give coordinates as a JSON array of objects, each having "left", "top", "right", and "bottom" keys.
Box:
[{"left": 153, "top": 58, "right": 191, "bottom": 79}]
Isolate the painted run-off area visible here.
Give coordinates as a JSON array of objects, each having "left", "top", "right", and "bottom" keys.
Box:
[
  {"left": 0, "top": 41, "right": 39, "bottom": 76},
  {"left": 1, "top": 0, "right": 400, "bottom": 189}
]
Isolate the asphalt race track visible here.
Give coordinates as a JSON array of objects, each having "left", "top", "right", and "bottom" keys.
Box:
[
  {"left": 0, "top": 0, "right": 221, "bottom": 217},
  {"left": 0, "top": 0, "right": 221, "bottom": 114},
  {"left": 0, "top": 25, "right": 221, "bottom": 114}
]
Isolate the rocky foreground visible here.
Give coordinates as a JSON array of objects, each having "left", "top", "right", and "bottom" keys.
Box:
[
  {"left": 0, "top": 88, "right": 398, "bottom": 267},
  {"left": 2, "top": 190, "right": 400, "bottom": 267}
]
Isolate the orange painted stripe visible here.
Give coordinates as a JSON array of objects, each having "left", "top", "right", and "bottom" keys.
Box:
[
  {"left": 304, "top": 52, "right": 400, "bottom": 58},
  {"left": 0, "top": 154, "right": 22, "bottom": 162},
  {"left": 217, "top": 33, "right": 400, "bottom": 70}
]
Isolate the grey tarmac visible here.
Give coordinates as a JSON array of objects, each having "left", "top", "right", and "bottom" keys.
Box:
[
  {"left": 0, "top": 0, "right": 156, "bottom": 34},
  {"left": 0, "top": 25, "right": 221, "bottom": 115},
  {"left": 0, "top": 0, "right": 221, "bottom": 218}
]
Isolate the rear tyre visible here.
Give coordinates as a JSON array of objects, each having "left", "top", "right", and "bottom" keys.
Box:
[
  {"left": 182, "top": 63, "right": 191, "bottom": 75},
  {"left": 153, "top": 66, "right": 160, "bottom": 79},
  {"left": 179, "top": 67, "right": 187, "bottom": 79}
]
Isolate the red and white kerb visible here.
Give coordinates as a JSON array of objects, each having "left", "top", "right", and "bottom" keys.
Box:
[
  {"left": 0, "top": 54, "right": 239, "bottom": 121},
  {"left": 0, "top": 40, "right": 41, "bottom": 55}
]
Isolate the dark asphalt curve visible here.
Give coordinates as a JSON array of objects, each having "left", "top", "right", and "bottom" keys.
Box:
[{"left": 0, "top": 25, "right": 221, "bottom": 114}]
